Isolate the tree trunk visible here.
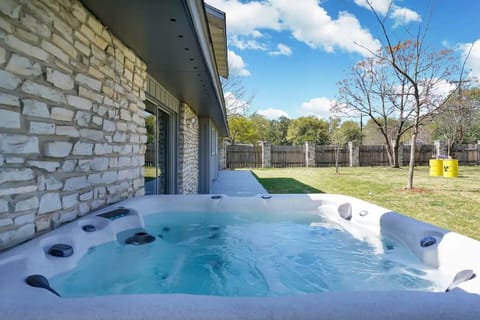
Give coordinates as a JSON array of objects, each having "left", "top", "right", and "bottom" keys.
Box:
[
  {"left": 335, "top": 145, "right": 340, "bottom": 174},
  {"left": 385, "top": 141, "right": 395, "bottom": 167},
  {"left": 392, "top": 139, "right": 400, "bottom": 168},
  {"left": 407, "top": 132, "right": 417, "bottom": 189}
]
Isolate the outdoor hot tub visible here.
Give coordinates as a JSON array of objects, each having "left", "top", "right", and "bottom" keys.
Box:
[{"left": 0, "top": 194, "right": 479, "bottom": 319}]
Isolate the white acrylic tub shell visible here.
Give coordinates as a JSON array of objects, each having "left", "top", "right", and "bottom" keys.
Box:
[{"left": 0, "top": 194, "right": 479, "bottom": 320}]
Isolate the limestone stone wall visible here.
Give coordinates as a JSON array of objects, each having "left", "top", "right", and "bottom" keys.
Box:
[
  {"left": 0, "top": 0, "right": 147, "bottom": 250},
  {"left": 178, "top": 103, "right": 199, "bottom": 194}
]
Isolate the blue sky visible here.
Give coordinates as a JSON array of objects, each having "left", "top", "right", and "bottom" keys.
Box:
[{"left": 207, "top": 0, "right": 480, "bottom": 119}]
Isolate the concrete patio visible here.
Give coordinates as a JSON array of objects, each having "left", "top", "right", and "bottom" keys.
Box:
[{"left": 210, "top": 170, "right": 268, "bottom": 196}]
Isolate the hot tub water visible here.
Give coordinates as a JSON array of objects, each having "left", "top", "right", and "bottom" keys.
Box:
[{"left": 50, "top": 210, "right": 444, "bottom": 297}]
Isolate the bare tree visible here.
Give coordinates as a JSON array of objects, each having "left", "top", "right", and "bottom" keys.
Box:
[
  {"left": 221, "top": 66, "right": 255, "bottom": 117},
  {"left": 334, "top": 55, "right": 415, "bottom": 168},
  {"left": 360, "top": 1, "right": 458, "bottom": 189}
]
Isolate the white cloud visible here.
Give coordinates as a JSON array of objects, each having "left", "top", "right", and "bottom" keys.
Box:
[
  {"left": 391, "top": 7, "right": 421, "bottom": 28},
  {"left": 353, "top": 0, "right": 392, "bottom": 15},
  {"left": 224, "top": 91, "right": 250, "bottom": 114},
  {"left": 207, "top": 0, "right": 281, "bottom": 36},
  {"left": 227, "top": 50, "right": 250, "bottom": 76},
  {"left": 268, "top": 43, "right": 292, "bottom": 56},
  {"left": 300, "top": 97, "right": 335, "bottom": 119},
  {"left": 354, "top": 0, "right": 421, "bottom": 28},
  {"left": 459, "top": 40, "right": 480, "bottom": 80},
  {"left": 208, "top": 0, "right": 381, "bottom": 56},
  {"left": 257, "top": 108, "right": 290, "bottom": 119},
  {"left": 230, "top": 35, "right": 268, "bottom": 51}
]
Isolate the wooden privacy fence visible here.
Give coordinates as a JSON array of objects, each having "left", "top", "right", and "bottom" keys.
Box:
[
  {"left": 226, "top": 144, "right": 262, "bottom": 169},
  {"left": 271, "top": 145, "right": 305, "bottom": 167},
  {"left": 225, "top": 142, "right": 480, "bottom": 169},
  {"left": 315, "top": 145, "right": 348, "bottom": 167}
]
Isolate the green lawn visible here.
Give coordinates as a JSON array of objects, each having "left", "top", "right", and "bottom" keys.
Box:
[{"left": 251, "top": 166, "right": 480, "bottom": 240}]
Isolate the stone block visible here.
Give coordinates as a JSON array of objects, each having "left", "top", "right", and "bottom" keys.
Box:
[
  {"left": 72, "top": 2, "right": 87, "bottom": 23},
  {"left": 113, "top": 132, "right": 127, "bottom": 142},
  {"left": 52, "top": 34, "right": 77, "bottom": 59},
  {"left": 0, "top": 185, "right": 37, "bottom": 197},
  {"left": 92, "top": 157, "right": 108, "bottom": 171},
  {"left": 59, "top": 210, "right": 78, "bottom": 223},
  {"left": 21, "top": 81, "right": 66, "bottom": 104},
  {"left": 102, "top": 171, "right": 117, "bottom": 184},
  {"left": 0, "top": 47, "right": 5, "bottom": 65},
  {"left": 90, "top": 199, "right": 105, "bottom": 211},
  {"left": 0, "top": 134, "right": 39, "bottom": 154},
  {"left": 92, "top": 116, "right": 103, "bottom": 126},
  {"left": 38, "top": 176, "right": 63, "bottom": 191},
  {"left": 28, "top": 160, "right": 60, "bottom": 173},
  {"left": 62, "top": 193, "right": 78, "bottom": 209},
  {"left": 80, "top": 129, "right": 104, "bottom": 141},
  {"left": 14, "top": 213, "right": 35, "bottom": 226},
  {"left": 15, "top": 197, "right": 39, "bottom": 212},
  {"left": 62, "top": 160, "right": 77, "bottom": 172},
  {"left": 41, "top": 40, "right": 69, "bottom": 64},
  {"left": 0, "top": 109, "right": 20, "bottom": 129},
  {"left": 5, "top": 35, "right": 48, "bottom": 62},
  {"left": 74, "top": 40, "right": 90, "bottom": 56},
  {"left": 38, "top": 193, "right": 62, "bottom": 214},
  {"left": 0, "top": 199, "right": 9, "bottom": 213},
  {"left": 72, "top": 141, "right": 93, "bottom": 155},
  {"left": 79, "top": 86, "right": 103, "bottom": 103},
  {"left": 23, "top": 99, "right": 50, "bottom": 118},
  {"left": 20, "top": 13, "right": 51, "bottom": 38},
  {"left": 0, "top": 70, "right": 21, "bottom": 90},
  {"left": 0, "top": 168, "right": 34, "bottom": 185},
  {"left": 79, "top": 202, "right": 90, "bottom": 215},
  {"left": 75, "top": 73, "right": 102, "bottom": 92},
  {"left": 56, "top": 125, "right": 80, "bottom": 137},
  {"left": 120, "top": 109, "right": 131, "bottom": 121},
  {"left": 77, "top": 159, "right": 91, "bottom": 172},
  {"left": 0, "top": 217, "right": 12, "bottom": 228},
  {"left": 6, "top": 157, "right": 24, "bottom": 164},
  {"left": 79, "top": 191, "right": 93, "bottom": 201},
  {"left": 74, "top": 111, "right": 91, "bottom": 126},
  {"left": 5, "top": 54, "right": 42, "bottom": 77},
  {"left": 88, "top": 173, "right": 101, "bottom": 185},
  {"left": 0, "top": 0, "right": 20, "bottom": 19},
  {"left": 67, "top": 95, "right": 92, "bottom": 111},
  {"left": 51, "top": 107, "right": 74, "bottom": 121},
  {"left": 103, "top": 120, "right": 115, "bottom": 132},
  {"left": 35, "top": 214, "right": 50, "bottom": 232},
  {"left": 46, "top": 68, "right": 74, "bottom": 90},
  {"left": 79, "top": 24, "right": 95, "bottom": 42},
  {"left": 0, "top": 224, "right": 34, "bottom": 248},
  {"left": 29, "top": 121, "right": 55, "bottom": 134},
  {"left": 0, "top": 93, "right": 20, "bottom": 106},
  {"left": 64, "top": 176, "right": 87, "bottom": 191},
  {"left": 53, "top": 17, "right": 73, "bottom": 43},
  {"left": 44, "top": 141, "right": 73, "bottom": 157}
]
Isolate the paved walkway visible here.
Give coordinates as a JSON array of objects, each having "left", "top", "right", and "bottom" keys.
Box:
[{"left": 210, "top": 170, "right": 268, "bottom": 196}]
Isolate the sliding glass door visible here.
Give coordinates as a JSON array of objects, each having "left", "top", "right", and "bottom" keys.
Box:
[{"left": 144, "top": 103, "right": 172, "bottom": 195}]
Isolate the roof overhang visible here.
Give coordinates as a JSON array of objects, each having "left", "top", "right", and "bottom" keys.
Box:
[{"left": 80, "top": 0, "right": 229, "bottom": 136}]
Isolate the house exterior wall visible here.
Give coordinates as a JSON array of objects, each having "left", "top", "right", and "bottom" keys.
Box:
[
  {"left": 178, "top": 103, "right": 199, "bottom": 194},
  {"left": 0, "top": 0, "right": 147, "bottom": 250}
]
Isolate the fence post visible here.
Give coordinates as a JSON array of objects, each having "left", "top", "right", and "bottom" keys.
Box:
[
  {"left": 305, "top": 142, "right": 316, "bottom": 167},
  {"left": 477, "top": 141, "right": 480, "bottom": 165},
  {"left": 260, "top": 141, "right": 271, "bottom": 168},
  {"left": 398, "top": 142, "right": 404, "bottom": 166},
  {"left": 349, "top": 141, "right": 360, "bottom": 167},
  {"left": 434, "top": 140, "right": 441, "bottom": 158}
]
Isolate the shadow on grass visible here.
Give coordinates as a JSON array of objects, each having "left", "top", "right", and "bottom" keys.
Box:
[{"left": 252, "top": 175, "right": 324, "bottom": 194}]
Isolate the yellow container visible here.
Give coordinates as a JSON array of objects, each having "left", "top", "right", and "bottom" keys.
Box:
[
  {"left": 429, "top": 159, "right": 443, "bottom": 177},
  {"left": 443, "top": 159, "right": 459, "bottom": 178}
]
